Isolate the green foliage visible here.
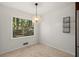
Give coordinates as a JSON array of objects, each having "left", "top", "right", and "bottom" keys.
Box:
[{"left": 13, "top": 17, "right": 34, "bottom": 38}]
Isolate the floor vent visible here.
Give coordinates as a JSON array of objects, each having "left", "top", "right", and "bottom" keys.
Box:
[{"left": 23, "top": 42, "right": 28, "bottom": 45}]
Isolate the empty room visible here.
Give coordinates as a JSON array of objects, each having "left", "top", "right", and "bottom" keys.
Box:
[{"left": 0, "top": 2, "right": 77, "bottom": 57}]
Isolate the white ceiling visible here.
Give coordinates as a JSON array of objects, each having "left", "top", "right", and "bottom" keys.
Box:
[{"left": 0, "top": 2, "right": 73, "bottom": 15}]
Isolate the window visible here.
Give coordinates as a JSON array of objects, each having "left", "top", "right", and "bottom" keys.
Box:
[{"left": 13, "top": 17, "right": 34, "bottom": 38}]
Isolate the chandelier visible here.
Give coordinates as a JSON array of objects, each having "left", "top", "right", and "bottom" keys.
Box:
[{"left": 32, "top": 3, "right": 40, "bottom": 24}]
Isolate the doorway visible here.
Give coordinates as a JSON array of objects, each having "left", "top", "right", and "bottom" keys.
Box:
[{"left": 76, "top": 2, "right": 79, "bottom": 57}]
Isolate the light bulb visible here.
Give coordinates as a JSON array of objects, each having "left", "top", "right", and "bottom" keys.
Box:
[
  {"left": 32, "top": 16, "right": 40, "bottom": 24},
  {"left": 35, "top": 17, "right": 39, "bottom": 21}
]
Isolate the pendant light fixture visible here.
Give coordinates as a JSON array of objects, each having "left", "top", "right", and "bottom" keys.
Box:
[{"left": 32, "top": 3, "right": 40, "bottom": 24}]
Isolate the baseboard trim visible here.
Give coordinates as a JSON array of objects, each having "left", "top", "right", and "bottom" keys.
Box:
[
  {"left": 0, "top": 42, "right": 38, "bottom": 55},
  {"left": 40, "top": 41, "right": 74, "bottom": 57}
]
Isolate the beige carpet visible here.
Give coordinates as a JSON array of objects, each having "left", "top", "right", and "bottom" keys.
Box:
[{"left": 0, "top": 43, "right": 73, "bottom": 57}]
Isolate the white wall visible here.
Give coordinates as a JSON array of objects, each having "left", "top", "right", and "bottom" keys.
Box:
[
  {"left": 0, "top": 5, "right": 39, "bottom": 54},
  {"left": 40, "top": 3, "right": 75, "bottom": 56}
]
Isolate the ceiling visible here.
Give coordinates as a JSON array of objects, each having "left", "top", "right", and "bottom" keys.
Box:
[{"left": 0, "top": 2, "right": 73, "bottom": 15}]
